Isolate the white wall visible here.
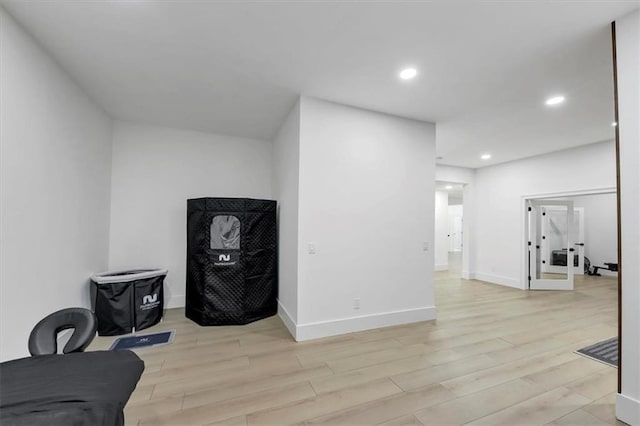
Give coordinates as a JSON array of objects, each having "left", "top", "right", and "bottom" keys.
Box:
[
  {"left": 474, "top": 140, "right": 616, "bottom": 289},
  {"left": 108, "top": 122, "right": 272, "bottom": 308},
  {"left": 0, "top": 8, "right": 113, "bottom": 361},
  {"left": 615, "top": 8, "right": 640, "bottom": 425},
  {"left": 292, "top": 97, "right": 436, "bottom": 340},
  {"left": 436, "top": 165, "right": 475, "bottom": 184},
  {"left": 272, "top": 101, "right": 300, "bottom": 331},
  {"left": 570, "top": 193, "right": 617, "bottom": 275},
  {"left": 435, "top": 191, "right": 449, "bottom": 270}
]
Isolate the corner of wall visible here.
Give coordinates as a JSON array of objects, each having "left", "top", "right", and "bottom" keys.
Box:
[
  {"left": 461, "top": 270, "right": 474, "bottom": 280},
  {"left": 277, "top": 300, "right": 298, "bottom": 340},
  {"left": 272, "top": 97, "right": 302, "bottom": 333},
  {"left": 104, "top": 117, "right": 116, "bottom": 270}
]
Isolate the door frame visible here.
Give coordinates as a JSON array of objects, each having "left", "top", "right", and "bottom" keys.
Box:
[
  {"left": 527, "top": 199, "right": 575, "bottom": 290},
  {"left": 435, "top": 179, "right": 470, "bottom": 278},
  {"left": 521, "top": 187, "right": 617, "bottom": 290}
]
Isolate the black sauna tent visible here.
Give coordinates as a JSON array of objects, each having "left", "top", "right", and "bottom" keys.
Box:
[{"left": 186, "top": 198, "right": 278, "bottom": 325}]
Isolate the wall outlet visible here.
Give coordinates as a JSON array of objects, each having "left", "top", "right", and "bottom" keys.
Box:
[
  {"left": 353, "top": 298, "right": 361, "bottom": 310},
  {"left": 308, "top": 242, "right": 316, "bottom": 254},
  {"left": 423, "top": 241, "right": 429, "bottom": 251}
]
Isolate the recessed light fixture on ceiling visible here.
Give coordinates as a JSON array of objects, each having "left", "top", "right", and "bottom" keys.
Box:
[
  {"left": 445, "top": 185, "right": 453, "bottom": 190},
  {"left": 545, "top": 95, "right": 565, "bottom": 106},
  {"left": 481, "top": 154, "right": 491, "bottom": 160},
  {"left": 399, "top": 67, "right": 418, "bottom": 80},
  {"left": 611, "top": 121, "right": 618, "bottom": 127}
]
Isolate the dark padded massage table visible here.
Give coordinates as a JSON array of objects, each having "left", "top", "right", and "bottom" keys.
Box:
[{"left": 0, "top": 350, "right": 144, "bottom": 426}]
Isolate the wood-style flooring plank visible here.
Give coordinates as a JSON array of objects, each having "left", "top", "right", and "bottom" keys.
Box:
[{"left": 465, "top": 387, "right": 591, "bottom": 425}]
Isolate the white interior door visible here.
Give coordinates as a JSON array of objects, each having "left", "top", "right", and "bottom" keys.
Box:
[
  {"left": 527, "top": 200, "right": 574, "bottom": 290},
  {"left": 542, "top": 207, "right": 585, "bottom": 275},
  {"left": 448, "top": 215, "right": 463, "bottom": 252}
]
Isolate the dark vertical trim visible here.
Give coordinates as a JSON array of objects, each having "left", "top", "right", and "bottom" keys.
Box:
[{"left": 611, "top": 20, "right": 622, "bottom": 395}]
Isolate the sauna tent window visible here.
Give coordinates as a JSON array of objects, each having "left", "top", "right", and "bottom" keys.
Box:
[{"left": 210, "top": 215, "right": 240, "bottom": 249}]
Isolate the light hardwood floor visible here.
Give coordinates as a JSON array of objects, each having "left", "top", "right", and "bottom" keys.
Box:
[{"left": 90, "top": 255, "right": 620, "bottom": 425}]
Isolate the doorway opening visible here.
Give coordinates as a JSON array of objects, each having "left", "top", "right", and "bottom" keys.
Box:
[
  {"left": 435, "top": 181, "right": 465, "bottom": 278},
  {"left": 523, "top": 188, "right": 617, "bottom": 291}
]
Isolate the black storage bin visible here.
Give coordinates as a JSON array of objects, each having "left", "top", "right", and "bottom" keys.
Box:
[
  {"left": 186, "top": 198, "right": 277, "bottom": 325},
  {"left": 91, "top": 269, "right": 167, "bottom": 336}
]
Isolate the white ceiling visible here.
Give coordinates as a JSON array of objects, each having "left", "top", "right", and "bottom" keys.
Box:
[{"left": 3, "top": 1, "right": 637, "bottom": 168}]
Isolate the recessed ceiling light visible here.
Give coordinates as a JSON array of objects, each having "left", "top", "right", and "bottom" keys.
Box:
[
  {"left": 399, "top": 68, "right": 417, "bottom": 80},
  {"left": 481, "top": 154, "right": 491, "bottom": 160},
  {"left": 545, "top": 95, "right": 565, "bottom": 106},
  {"left": 445, "top": 185, "right": 453, "bottom": 190},
  {"left": 611, "top": 121, "right": 618, "bottom": 127}
]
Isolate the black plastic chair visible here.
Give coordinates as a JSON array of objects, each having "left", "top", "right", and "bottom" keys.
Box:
[{"left": 28, "top": 308, "right": 97, "bottom": 356}]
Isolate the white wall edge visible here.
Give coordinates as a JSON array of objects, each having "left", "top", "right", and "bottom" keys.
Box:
[
  {"left": 166, "top": 295, "right": 185, "bottom": 309},
  {"left": 474, "top": 272, "right": 524, "bottom": 290},
  {"left": 277, "top": 300, "right": 297, "bottom": 340},
  {"left": 616, "top": 393, "right": 640, "bottom": 426},
  {"left": 435, "top": 264, "right": 449, "bottom": 271},
  {"left": 294, "top": 306, "right": 436, "bottom": 342}
]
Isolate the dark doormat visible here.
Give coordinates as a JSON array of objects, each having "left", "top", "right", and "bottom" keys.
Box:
[
  {"left": 109, "top": 330, "right": 175, "bottom": 351},
  {"left": 576, "top": 337, "right": 618, "bottom": 367}
]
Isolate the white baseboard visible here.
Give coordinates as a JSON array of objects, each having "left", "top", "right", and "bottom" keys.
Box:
[
  {"left": 617, "top": 393, "right": 640, "bottom": 425},
  {"left": 165, "top": 294, "right": 185, "bottom": 309},
  {"left": 170, "top": 298, "right": 435, "bottom": 343},
  {"left": 277, "top": 300, "right": 297, "bottom": 340},
  {"left": 473, "top": 272, "right": 523, "bottom": 290},
  {"left": 435, "top": 264, "right": 449, "bottom": 271},
  {"left": 293, "top": 306, "right": 436, "bottom": 342},
  {"left": 461, "top": 270, "right": 474, "bottom": 280}
]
